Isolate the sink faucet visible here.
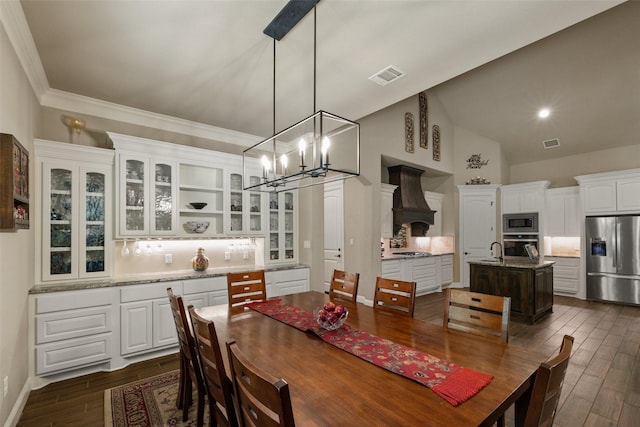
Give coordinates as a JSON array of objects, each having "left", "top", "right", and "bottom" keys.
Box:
[{"left": 490, "top": 241, "right": 504, "bottom": 263}]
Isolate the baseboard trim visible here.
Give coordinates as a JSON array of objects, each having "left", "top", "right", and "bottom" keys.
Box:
[{"left": 3, "top": 378, "right": 31, "bottom": 427}]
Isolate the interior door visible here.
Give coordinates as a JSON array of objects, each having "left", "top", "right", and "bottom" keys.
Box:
[
  {"left": 461, "top": 192, "right": 496, "bottom": 287},
  {"left": 324, "top": 181, "right": 344, "bottom": 292}
]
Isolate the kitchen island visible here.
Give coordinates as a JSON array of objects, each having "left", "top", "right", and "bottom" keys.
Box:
[{"left": 469, "top": 259, "right": 555, "bottom": 324}]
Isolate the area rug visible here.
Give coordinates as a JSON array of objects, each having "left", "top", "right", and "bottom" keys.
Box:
[{"left": 105, "top": 370, "right": 208, "bottom": 426}]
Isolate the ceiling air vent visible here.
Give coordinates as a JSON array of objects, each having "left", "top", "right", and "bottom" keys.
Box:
[
  {"left": 369, "top": 65, "right": 406, "bottom": 86},
  {"left": 542, "top": 138, "right": 560, "bottom": 149}
]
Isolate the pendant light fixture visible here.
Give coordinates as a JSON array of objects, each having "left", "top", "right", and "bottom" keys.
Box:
[{"left": 243, "top": 0, "right": 360, "bottom": 193}]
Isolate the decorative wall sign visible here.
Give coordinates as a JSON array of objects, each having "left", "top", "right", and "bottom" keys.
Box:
[
  {"left": 466, "top": 153, "right": 489, "bottom": 169},
  {"left": 419, "top": 91, "right": 428, "bottom": 149},
  {"left": 432, "top": 125, "right": 441, "bottom": 161},
  {"left": 404, "top": 112, "right": 414, "bottom": 153}
]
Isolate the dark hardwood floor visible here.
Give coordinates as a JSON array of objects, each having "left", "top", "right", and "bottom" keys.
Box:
[{"left": 16, "top": 292, "right": 640, "bottom": 426}]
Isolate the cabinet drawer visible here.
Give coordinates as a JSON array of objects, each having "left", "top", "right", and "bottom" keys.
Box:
[
  {"left": 36, "top": 288, "right": 113, "bottom": 314},
  {"left": 272, "top": 268, "right": 308, "bottom": 283},
  {"left": 183, "top": 276, "right": 226, "bottom": 294},
  {"left": 37, "top": 306, "right": 112, "bottom": 344},
  {"left": 440, "top": 255, "right": 453, "bottom": 266},
  {"left": 381, "top": 260, "right": 402, "bottom": 277},
  {"left": 276, "top": 279, "right": 308, "bottom": 296},
  {"left": 121, "top": 281, "right": 183, "bottom": 302},
  {"left": 554, "top": 265, "right": 580, "bottom": 280},
  {"left": 36, "top": 333, "right": 112, "bottom": 375}
]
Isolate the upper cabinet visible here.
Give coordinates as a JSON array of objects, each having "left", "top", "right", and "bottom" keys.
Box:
[
  {"left": 267, "top": 191, "right": 296, "bottom": 263},
  {"left": 178, "top": 163, "right": 225, "bottom": 236},
  {"left": 0, "top": 134, "right": 30, "bottom": 231},
  {"left": 118, "top": 154, "right": 177, "bottom": 236},
  {"left": 501, "top": 181, "right": 549, "bottom": 215},
  {"left": 35, "top": 140, "right": 113, "bottom": 283},
  {"left": 227, "top": 171, "right": 265, "bottom": 235},
  {"left": 576, "top": 168, "right": 640, "bottom": 214},
  {"left": 424, "top": 191, "right": 444, "bottom": 237},
  {"left": 380, "top": 184, "right": 397, "bottom": 238},
  {"left": 546, "top": 187, "right": 579, "bottom": 237}
]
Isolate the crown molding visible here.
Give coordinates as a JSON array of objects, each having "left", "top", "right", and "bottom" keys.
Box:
[
  {"left": 0, "top": 0, "right": 49, "bottom": 101},
  {"left": 1, "top": 1, "right": 261, "bottom": 148},
  {"left": 41, "top": 89, "right": 263, "bottom": 147}
]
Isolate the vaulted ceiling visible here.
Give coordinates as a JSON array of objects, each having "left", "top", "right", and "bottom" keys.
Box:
[{"left": 16, "top": 0, "right": 636, "bottom": 165}]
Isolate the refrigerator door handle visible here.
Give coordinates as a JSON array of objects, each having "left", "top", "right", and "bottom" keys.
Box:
[{"left": 587, "top": 272, "right": 640, "bottom": 280}]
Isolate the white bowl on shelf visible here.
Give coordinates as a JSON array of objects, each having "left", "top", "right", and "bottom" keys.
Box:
[{"left": 183, "top": 221, "right": 210, "bottom": 233}]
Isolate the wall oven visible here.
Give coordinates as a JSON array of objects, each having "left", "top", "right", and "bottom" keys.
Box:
[
  {"left": 503, "top": 234, "right": 539, "bottom": 257},
  {"left": 503, "top": 212, "right": 538, "bottom": 233}
]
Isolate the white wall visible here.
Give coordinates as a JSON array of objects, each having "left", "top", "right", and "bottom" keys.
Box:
[{"left": 0, "top": 20, "right": 40, "bottom": 426}]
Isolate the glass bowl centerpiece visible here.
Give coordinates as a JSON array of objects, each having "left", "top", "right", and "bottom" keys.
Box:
[{"left": 315, "top": 301, "right": 348, "bottom": 331}]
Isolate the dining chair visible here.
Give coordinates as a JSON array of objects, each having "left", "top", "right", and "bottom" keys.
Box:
[
  {"left": 443, "top": 288, "right": 511, "bottom": 343},
  {"left": 189, "top": 307, "right": 239, "bottom": 427},
  {"left": 227, "top": 270, "right": 267, "bottom": 307},
  {"left": 226, "top": 338, "right": 295, "bottom": 427},
  {"left": 328, "top": 269, "right": 360, "bottom": 303},
  {"left": 167, "top": 288, "right": 206, "bottom": 426},
  {"left": 523, "top": 334, "right": 574, "bottom": 427},
  {"left": 373, "top": 276, "right": 417, "bottom": 317}
]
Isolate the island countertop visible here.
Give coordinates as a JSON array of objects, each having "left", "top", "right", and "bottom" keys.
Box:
[{"left": 469, "top": 258, "right": 555, "bottom": 269}]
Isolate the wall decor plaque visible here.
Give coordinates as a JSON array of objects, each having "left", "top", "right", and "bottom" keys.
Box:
[
  {"left": 419, "top": 91, "right": 428, "bottom": 149},
  {"left": 432, "top": 124, "right": 441, "bottom": 161},
  {"left": 404, "top": 112, "right": 414, "bottom": 153}
]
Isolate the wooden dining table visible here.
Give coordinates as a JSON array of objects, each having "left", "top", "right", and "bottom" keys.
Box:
[{"left": 195, "top": 291, "right": 546, "bottom": 426}]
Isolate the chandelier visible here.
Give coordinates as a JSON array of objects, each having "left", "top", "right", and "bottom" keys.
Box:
[{"left": 243, "top": 0, "right": 360, "bottom": 193}]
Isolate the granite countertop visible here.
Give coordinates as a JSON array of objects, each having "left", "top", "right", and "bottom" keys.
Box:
[
  {"left": 469, "top": 258, "right": 555, "bottom": 269},
  {"left": 381, "top": 252, "right": 454, "bottom": 260},
  {"left": 29, "top": 264, "right": 309, "bottom": 294}
]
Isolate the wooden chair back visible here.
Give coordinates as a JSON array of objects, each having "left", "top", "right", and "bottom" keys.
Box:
[
  {"left": 329, "top": 270, "right": 360, "bottom": 303},
  {"left": 189, "top": 307, "right": 239, "bottom": 427},
  {"left": 373, "top": 276, "right": 417, "bottom": 317},
  {"left": 167, "top": 288, "right": 205, "bottom": 425},
  {"left": 227, "top": 270, "right": 267, "bottom": 307},
  {"left": 524, "top": 335, "right": 574, "bottom": 427},
  {"left": 443, "top": 288, "right": 511, "bottom": 343},
  {"left": 226, "top": 338, "right": 295, "bottom": 427}
]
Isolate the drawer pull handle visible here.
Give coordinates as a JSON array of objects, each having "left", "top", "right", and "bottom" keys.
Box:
[{"left": 472, "top": 297, "right": 481, "bottom": 303}]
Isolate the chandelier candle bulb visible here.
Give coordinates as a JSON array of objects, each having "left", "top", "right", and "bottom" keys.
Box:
[
  {"left": 321, "top": 136, "right": 330, "bottom": 168},
  {"left": 280, "top": 154, "right": 288, "bottom": 176},
  {"left": 261, "top": 155, "right": 270, "bottom": 180},
  {"left": 299, "top": 138, "right": 306, "bottom": 168}
]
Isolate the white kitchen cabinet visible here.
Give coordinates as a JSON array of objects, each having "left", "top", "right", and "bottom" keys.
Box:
[
  {"left": 266, "top": 268, "right": 309, "bottom": 296},
  {"left": 381, "top": 184, "right": 397, "bottom": 238},
  {"left": 36, "top": 140, "right": 113, "bottom": 283},
  {"left": 120, "top": 281, "right": 182, "bottom": 356},
  {"left": 182, "top": 276, "right": 228, "bottom": 307},
  {"left": 439, "top": 254, "right": 454, "bottom": 285},
  {"left": 500, "top": 181, "right": 549, "bottom": 214},
  {"left": 548, "top": 257, "right": 580, "bottom": 295},
  {"left": 546, "top": 187, "right": 579, "bottom": 237},
  {"left": 424, "top": 191, "right": 443, "bottom": 237},
  {"left": 179, "top": 163, "right": 225, "bottom": 236},
  {"left": 34, "top": 288, "right": 114, "bottom": 375},
  {"left": 381, "top": 256, "right": 444, "bottom": 296},
  {"left": 227, "top": 170, "right": 266, "bottom": 235},
  {"left": 267, "top": 191, "right": 297, "bottom": 263},
  {"left": 577, "top": 168, "right": 640, "bottom": 214}
]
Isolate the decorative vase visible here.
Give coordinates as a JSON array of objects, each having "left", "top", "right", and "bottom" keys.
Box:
[{"left": 192, "top": 247, "right": 209, "bottom": 271}]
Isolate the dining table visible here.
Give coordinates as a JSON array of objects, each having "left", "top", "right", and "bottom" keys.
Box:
[{"left": 194, "top": 291, "right": 546, "bottom": 426}]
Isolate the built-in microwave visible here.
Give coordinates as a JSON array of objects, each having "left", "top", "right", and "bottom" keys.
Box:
[{"left": 503, "top": 212, "right": 538, "bottom": 233}]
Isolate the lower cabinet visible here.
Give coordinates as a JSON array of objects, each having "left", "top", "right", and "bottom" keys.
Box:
[
  {"left": 470, "top": 263, "right": 554, "bottom": 324},
  {"left": 181, "top": 276, "right": 228, "bottom": 308},
  {"left": 266, "top": 267, "right": 310, "bottom": 296},
  {"left": 381, "top": 255, "right": 452, "bottom": 296},
  {"left": 35, "top": 288, "right": 114, "bottom": 376},
  {"left": 548, "top": 257, "right": 580, "bottom": 295},
  {"left": 120, "top": 281, "right": 183, "bottom": 356}
]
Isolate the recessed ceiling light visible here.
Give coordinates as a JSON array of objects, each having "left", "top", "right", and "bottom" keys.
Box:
[{"left": 538, "top": 108, "right": 551, "bottom": 119}]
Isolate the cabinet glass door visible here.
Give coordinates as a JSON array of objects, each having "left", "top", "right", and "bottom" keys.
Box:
[
  {"left": 269, "top": 193, "right": 280, "bottom": 261},
  {"left": 125, "top": 159, "right": 146, "bottom": 233},
  {"left": 249, "top": 175, "right": 262, "bottom": 233},
  {"left": 83, "top": 171, "right": 106, "bottom": 275},
  {"left": 229, "top": 173, "right": 243, "bottom": 232},
  {"left": 48, "top": 168, "right": 74, "bottom": 277},
  {"left": 152, "top": 162, "right": 174, "bottom": 233},
  {"left": 284, "top": 191, "right": 295, "bottom": 260}
]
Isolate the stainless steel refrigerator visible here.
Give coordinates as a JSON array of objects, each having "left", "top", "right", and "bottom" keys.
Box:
[{"left": 585, "top": 215, "right": 640, "bottom": 306}]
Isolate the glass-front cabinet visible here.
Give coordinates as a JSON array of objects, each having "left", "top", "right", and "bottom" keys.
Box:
[
  {"left": 37, "top": 140, "right": 113, "bottom": 283},
  {"left": 268, "top": 191, "right": 296, "bottom": 262},
  {"left": 228, "top": 172, "right": 264, "bottom": 235},
  {"left": 118, "top": 154, "right": 177, "bottom": 236}
]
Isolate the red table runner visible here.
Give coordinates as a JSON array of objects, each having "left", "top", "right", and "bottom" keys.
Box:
[{"left": 247, "top": 299, "right": 493, "bottom": 406}]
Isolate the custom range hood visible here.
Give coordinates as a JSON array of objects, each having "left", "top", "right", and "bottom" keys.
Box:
[{"left": 388, "top": 165, "right": 436, "bottom": 236}]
